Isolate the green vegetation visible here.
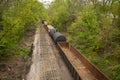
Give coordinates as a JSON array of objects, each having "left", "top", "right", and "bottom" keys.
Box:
[
  {"left": 0, "top": 0, "right": 120, "bottom": 79},
  {"left": 45, "top": 0, "right": 120, "bottom": 79},
  {"left": 0, "top": 0, "right": 45, "bottom": 59}
]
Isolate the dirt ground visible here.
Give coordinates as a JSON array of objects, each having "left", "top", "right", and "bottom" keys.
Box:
[{"left": 0, "top": 28, "right": 35, "bottom": 80}]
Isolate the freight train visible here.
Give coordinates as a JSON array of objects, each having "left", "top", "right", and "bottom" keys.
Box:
[{"left": 41, "top": 20, "right": 109, "bottom": 80}]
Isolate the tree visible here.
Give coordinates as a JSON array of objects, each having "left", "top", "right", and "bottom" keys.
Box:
[{"left": 0, "top": 0, "right": 45, "bottom": 59}]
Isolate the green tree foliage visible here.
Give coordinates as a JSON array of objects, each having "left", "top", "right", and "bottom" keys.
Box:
[
  {"left": 68, "top": 5, "right": 99, "bottom": 49},
  {"left": 0, "top": 0, "right": 45, "bottom": 59},
  {"left": 46, "top": 0, "right": 70, "bottom": 31}
]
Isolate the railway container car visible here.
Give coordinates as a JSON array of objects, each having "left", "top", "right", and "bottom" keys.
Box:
[
  {"left": 46, "top": 25, "right": 56, "bottom": 38},
  {"left": 53, "top": 32, "right": 66, "bottom": 43},
  {"left": 57, "top": 42, "right": 109, "bottom": 80},
  {"left": 50, "top": 29, "right": 56, "bottom": 37}
]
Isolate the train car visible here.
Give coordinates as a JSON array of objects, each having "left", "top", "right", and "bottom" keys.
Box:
[
  {"left": 47, "top": 25, "right": 56, "bottom": 37},
  {"left": 45, "top": 24, "right": 66, "bottom": 43},
  {"left": 53, "top": 32, "right": 66, "bottom": 43},
  {"left": 57, "top": 42, "right": 109, "bottom": 80}
]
